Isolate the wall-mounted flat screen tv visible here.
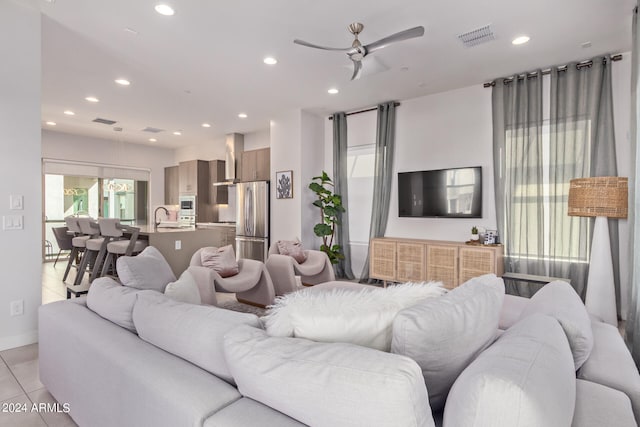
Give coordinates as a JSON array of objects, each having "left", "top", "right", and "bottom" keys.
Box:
[{"left": 398, "top": 166, "right": 482, "bottom": 218}]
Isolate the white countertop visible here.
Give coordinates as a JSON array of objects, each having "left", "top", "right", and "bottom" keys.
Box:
[{"left": 196, "top": 222, "right": 236, "bottom": 228}]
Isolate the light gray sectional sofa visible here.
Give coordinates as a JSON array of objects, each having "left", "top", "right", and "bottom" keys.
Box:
[{"left": 39, "top": 264, "right": 640, "bottom": 426}]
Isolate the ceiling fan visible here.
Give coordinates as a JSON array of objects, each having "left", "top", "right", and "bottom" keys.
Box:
[{"left": 294, "top": 23, "right": 425, "bottom": 80}]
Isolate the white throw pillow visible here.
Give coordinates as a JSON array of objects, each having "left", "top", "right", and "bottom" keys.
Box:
[
  {"left": 519, "top": 280, "right": 593, "bottom": 370},
  {"left": 164, "top": 270, "right": 201, "bottom": 305},
  {"left": 262, "top": 282, "right": 447, "bottom": 351},
  {"left": 223, "top": 325, "right": 435, "bottom": 427},
  {"left": 117, "top": 246, "right": 176, "bottom": 292},
  {"left": 391, "top": 274, "right": 505, "bottom": 411},
  {"left": 443, "top": 314, "right": 576, "bottom": 427}
]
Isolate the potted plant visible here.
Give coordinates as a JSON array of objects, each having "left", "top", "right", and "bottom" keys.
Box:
[
  {"left": 308, "top": 171, "right": 345, "bottom": 265},
  {"left": 471, "top": 226, "right": 479, "bottom": 241}
]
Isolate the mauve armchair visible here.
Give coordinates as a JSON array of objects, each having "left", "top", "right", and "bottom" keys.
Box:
[
  {"left": 190, "top": 247, "right": 276, "bottom": 307},
  {"left": 266, "top": 242, "right": 335, "bottom": 296}
]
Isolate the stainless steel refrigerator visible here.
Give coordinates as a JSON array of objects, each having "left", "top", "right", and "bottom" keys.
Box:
[{"left": 236, "top": 181, "right": 269, "bottom": 262}]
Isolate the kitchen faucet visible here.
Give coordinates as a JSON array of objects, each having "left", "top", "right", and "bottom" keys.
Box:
[{"left": 154, "top": 206, "right": 169, "bottom": 229}]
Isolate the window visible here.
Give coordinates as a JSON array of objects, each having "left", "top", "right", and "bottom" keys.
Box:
[{"left": 504, "top": 118, "right": 591, "bottom": 262}]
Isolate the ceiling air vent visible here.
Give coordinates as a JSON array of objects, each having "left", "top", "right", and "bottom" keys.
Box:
[
  {"left": 92, "top": 117, "right": 117, "bottom": 125},
  {"left": 113, "top": 127, "right": 123, "bottom": 132},
  {"left": 142, "top": 127, "right": 164, "bottom": 133},
  {"left": 458, "top": 24, "right": 495, "bottom": 47}
]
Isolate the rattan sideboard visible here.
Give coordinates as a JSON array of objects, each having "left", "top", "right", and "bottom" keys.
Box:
[{"left": 370, "top": 237, "right": 504, "bottom": 288}]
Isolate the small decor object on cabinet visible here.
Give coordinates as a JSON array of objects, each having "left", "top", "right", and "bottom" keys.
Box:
[
  {"left": 484, "top": 229, "right": 498, "bottom": 245},
  {"left": 276, "top": 170, "right": 293, "bottom": 199},
  {"left": 470, "top": 226, "right": 479, "bottom": 241}
]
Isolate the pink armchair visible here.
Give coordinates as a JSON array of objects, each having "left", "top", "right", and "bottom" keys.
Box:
[
  {"left": 190, "top": 247, "right": 276, "bottom": 307},
  {"left": 266, "top": 242, "right": 335, "bottom": 296}
]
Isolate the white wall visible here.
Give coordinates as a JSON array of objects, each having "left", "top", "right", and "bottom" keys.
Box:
[
  {"left": 270, "top": 110, "right": 302, "bottom": 242},
  {"left": 386, "top": 84, "right": 496, "bottom": 240},
  {"left": 174, "top": 135, "right": 226, "bottom": 164},
  {"left": 42, "top": 130, "right": 175, "bottom": 209},
  {"left": 0, "top": 0, "right": 41, "bottom": 351},
  {"left": 244, "top": 128, "right": 270, "bottom": 151},
  {"left": 300, "top": 111, "right": 325, "bottom": 249}
]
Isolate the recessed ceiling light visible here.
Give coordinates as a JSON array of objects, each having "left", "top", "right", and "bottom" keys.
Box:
[
  {"left": 173, "top": 131, "right": 182, "bottom": 136},
  {"left": 115, "top": 79, "right": 130, "bottom": 86},
  {"left": 154, "top": 4, "right": 175, "bottom": 16},
  {"left": 45, "top": 121, "right": 56, "bottom": 126},
  {"left": 63, "top": 110, "right": 75, "bottom": 116},
  {"left": 238, "top": 113, "right": 247, "bottom": 119},
  {"left": 512, "top": 36, "right": 530, "bottom": 45},
  {"left": 327, "top": 88, "right": 339, "bottom": 94},
  {"left": 149, "top": 138, "right": 157, "bottom": 142},
  {"left": 124, "top": 27, "right": 139, "bottom": 35},
  {"left": 263, "top": 57, "right": 278, "bottom": 65},
  {"left": 201, "top": 123, "right": 211, "bottom": 128},
  {"left": 85, "top": 96, "right": 99, "bottom": 103}
]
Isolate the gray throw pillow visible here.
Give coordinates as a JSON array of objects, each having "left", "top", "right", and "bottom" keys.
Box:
[
  {"left": 443, "top": 314, "right": 576, "bottom": 427},
  {"left": 200, "top": 245, "right": 239, "bottom": 278},
  {"left": 391, "top": 274, "right": 505, "bottom": 411},
  {"left": 116, "top": 246, "right": 176, "bottom": 292},
  {"left": 519, "top": 280, "right": 593, "bottom": 370},
  {"left": 86, "top": 277, "right": 154, "bottom": 332}
]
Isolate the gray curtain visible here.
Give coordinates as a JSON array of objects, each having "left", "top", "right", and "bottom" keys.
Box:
[
  {"left": 492, "top": 71, "right": 545, "bottom": 297},
  {"left": 626, "top": 5, "right": 640, "bottom": 364},
  {"left": 360, "top": 102, "right": 397, "bottom": 282},
  {"left": 493, "top": 57, "right": 618, "bottom": 299},
  {"left": 549, "top": 56, "right": 618, "bottom": 303},
  {"left": 332, "top": 112, "right": 354, "bottom": 279}
]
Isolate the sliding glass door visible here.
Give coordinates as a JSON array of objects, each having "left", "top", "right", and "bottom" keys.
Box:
[{"left": 42, "top": 159, "right": 150, "bottom": 262}]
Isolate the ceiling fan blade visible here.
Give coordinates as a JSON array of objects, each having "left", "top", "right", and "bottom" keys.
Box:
[
  {"left": 351, "top": 60, "right": 363, "bottom": 80},
  {"left": 364, "top": 26, "right": 425, "bottom": 54},
  {"left": 293, "top": 39, "right": 351, "bottom": 51}
]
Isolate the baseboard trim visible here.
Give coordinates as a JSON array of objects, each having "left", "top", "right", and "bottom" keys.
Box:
[{"left": 0, "top": 330, "right": 38, "bottom": 352}]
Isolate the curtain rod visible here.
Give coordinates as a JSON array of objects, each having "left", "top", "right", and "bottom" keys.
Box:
[
  {"left": 483, "top": 54, "right": 623, "bottom": 88},
  {"left": 328, "top": 101, "right": 401, "bottom": 120}
]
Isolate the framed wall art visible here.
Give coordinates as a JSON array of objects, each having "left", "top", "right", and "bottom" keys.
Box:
[{"left": 276, "top": 170, "right": 293, "bottom": 199}]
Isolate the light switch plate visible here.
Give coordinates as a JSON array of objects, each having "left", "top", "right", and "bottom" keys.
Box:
[
  {"left": 175, "top": 240, "right": 181, "bottom": 250},
  {"left": 3, "top": 215, "right": 23, "bottom": 230},
  {"left": 9, "top": 195, "right": 23, "bottom": 210}
]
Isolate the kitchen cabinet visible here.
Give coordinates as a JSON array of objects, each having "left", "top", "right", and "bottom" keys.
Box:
[
  {"left": 164, "top": 166, "right": 179, "bottom": 205},
  {"left": 178, "top": 160, "right": 213, "bottom": 222},
  {"left": 241, "top": 148, "right": 270, "bottom": 181},
  {"left": 369, "top": 237, "right": 504, "bottom": 289},
  {"left": 208, "top": 160, "right": 228, "bottom": 205},
  {"left": 179, "top": 160, "right": 209, "bottom": 195}
]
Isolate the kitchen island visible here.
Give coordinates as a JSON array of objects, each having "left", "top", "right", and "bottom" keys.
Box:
[{"left": 136, "top": 223, "right": 235, "bottom": 276}]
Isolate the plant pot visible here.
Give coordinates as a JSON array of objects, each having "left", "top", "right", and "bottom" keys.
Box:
[{"left": 471, "top": 234, "right": 479, "bottom": 241}]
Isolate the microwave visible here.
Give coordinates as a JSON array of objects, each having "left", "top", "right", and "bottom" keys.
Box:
[{"left": 179, "top": 195, "right": 195, "bottom": 211}]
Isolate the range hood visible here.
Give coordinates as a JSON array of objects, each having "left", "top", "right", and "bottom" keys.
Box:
[{"left": 224, "top": 133, "right": 244, "bottom": 183}]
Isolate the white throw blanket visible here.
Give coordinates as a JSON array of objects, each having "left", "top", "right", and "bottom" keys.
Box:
[{"left": 262, "top": 282, "right": 447, "bottom": 351}]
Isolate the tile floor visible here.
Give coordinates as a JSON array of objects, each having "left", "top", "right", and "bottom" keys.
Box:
[
  {"left": 0, "top": 344, "right": 76, "bottom": 427},
  {"left": 0, "top": 262, "right": 77, "bottom": 426}
]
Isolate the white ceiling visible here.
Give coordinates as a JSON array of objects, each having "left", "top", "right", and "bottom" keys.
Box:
[{"left": 40, "top": 0, "right": 635, "bottom": 149}]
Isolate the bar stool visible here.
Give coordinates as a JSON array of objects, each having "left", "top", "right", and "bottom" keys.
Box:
[
  {"left": 63, "top": 216, "right": 89, "bottom": 283},
  {"left": 100, "top": 220, "right": 147, "bottom": 278},
  {"left": 74, "top": 218, "right": 103, "bottom": 286}
]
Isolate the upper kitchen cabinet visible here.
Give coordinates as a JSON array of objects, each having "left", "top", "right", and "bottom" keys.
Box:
[
  {"left": 164, "top": 166, "right": 179, "bottom": 205},
  {"left": 241, "top": 148, "right": 271, "bottom": 182},
  {"left": 179, "top": 160, "right": 209, "bottom": 197},
  {"left": 209, "top": 159, "right": 228, "bottom": 204}
]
